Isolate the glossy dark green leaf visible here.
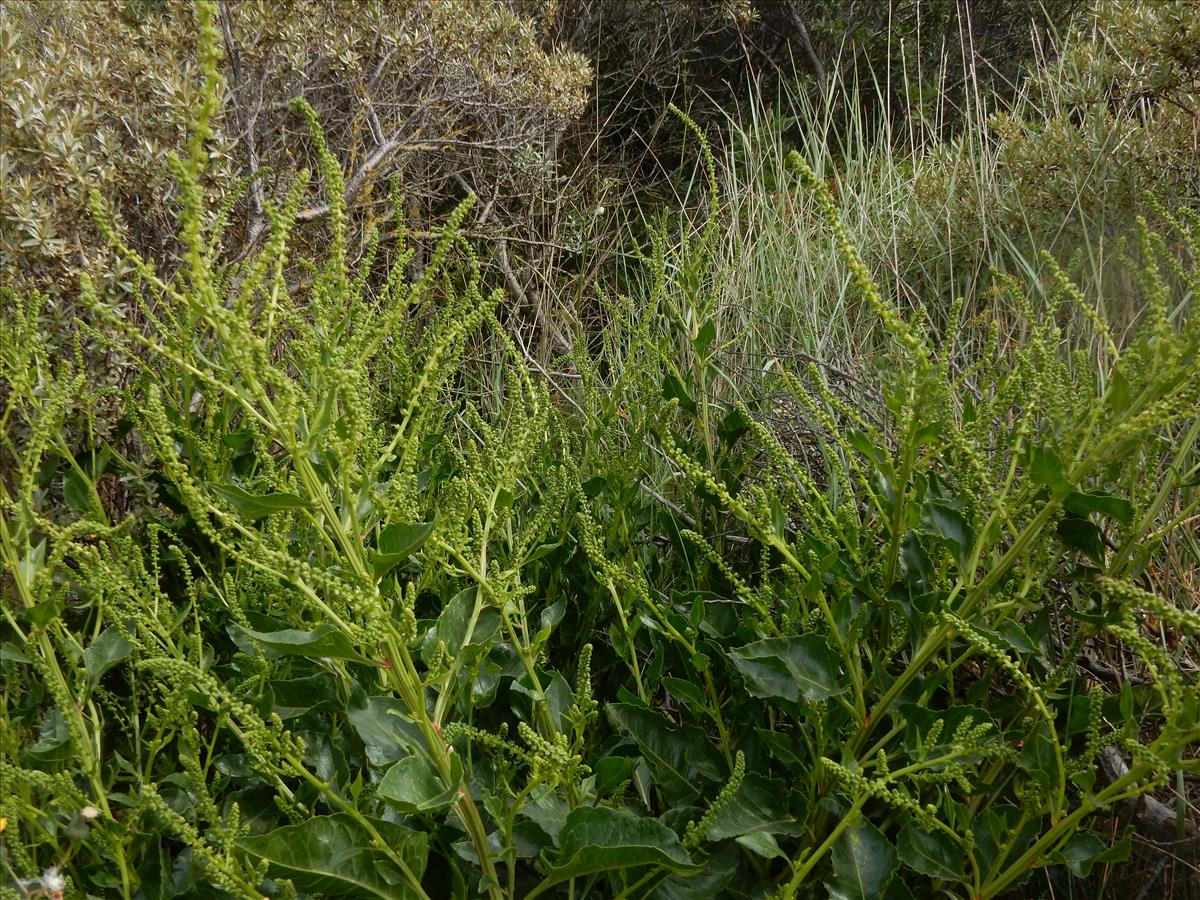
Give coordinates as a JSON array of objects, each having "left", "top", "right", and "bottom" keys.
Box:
[
  {"left": 662, "top": 676, "right": 707, "bottom": 708},
  {"left": 593, "top": 756, "right": 635, "bottom": 795},
  {"left": 1029, "top": 445, "right": 1072, "bottom": 497},
  {"left": 1064, "top": 491, "right": 1133, "bottom": 526},
  {"left": 902, "top": 705, "right": 995, "bottom": 756},
  {"left": 717, "top": 407, "right": 751, "bottom": 446},
  {"left": 543, "top": 806, "right": 700, "bottom": 881},
  {"left": 238, "top": 813, "right": 427, "bottom": 897},
  {"left": 347, "top": 695, "right": 425, "bottom": 767},
  {"left": 825, "top": 820, "right": 896, "bottom": 900},
  {"left": 231, "top": 623, "right": 374, "bottom": 663},
  {"left": 706, "top": 774, "right": 803, "bottom": 840},
  {"left": 662, "top": 372, "right": 697, "bottom": 414},
  {"left": 83, "top": 628, "right": 132, "bottom": 689},
  {"left": 606, "top": 703, "right": 723, "bottom": 800},
  {"left": 371, "top": 521, "right": 435, "bottom": 577},
  {"left": 922, "top": 501, "right": 974, "bottom": 568},
  {"left": 379, "top": 753, "right": 460, "bottom": 814},
  {"left": 209, "top": 482, "right": 311, "bottom": 520},
  {"left": 269, "top": 672, "right": 342, "bottom": 719},
  {"left": 692, "top": 319, "right": 717, "bottom": 357},
  {"left": 654, "top": 842, "right": 740, "bottom": 899},
  {"left": 1058, "top": 515, "right": 1106, "bottom": 566},
  {"left": 898, "top": 824, "right": 965, "bottom": 881},
  {"left": 728, "top": 635, "right": 846, "bottom": 703},
  {"left": 1050, "top": 831, "right": 1130, "bottom": 877}
]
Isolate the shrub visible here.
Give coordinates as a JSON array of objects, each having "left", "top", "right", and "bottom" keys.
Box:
[
  {"left": 0, "top": 0, "right": 590, "bottom": 443},
  {"left": 905, "top": 0, "right": 1199, "bottom": 310}
]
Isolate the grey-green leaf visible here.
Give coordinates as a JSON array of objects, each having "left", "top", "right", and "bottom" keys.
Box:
[{"left": 736, "top": 831, "right": 787, "bottom": 860}]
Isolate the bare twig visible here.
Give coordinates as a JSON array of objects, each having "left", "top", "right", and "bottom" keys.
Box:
[
  {"left": 295, "top": 134, "right": 407, "bottom": 222},
  {"left": 218, "top": 0, "right": 266, "bottom": 246},
  {"left": 788, "top": 2, "right": 826, "bottom": 91},
  {"left": 1098, "top": 746, "right": 1193, "bottom": 841}
]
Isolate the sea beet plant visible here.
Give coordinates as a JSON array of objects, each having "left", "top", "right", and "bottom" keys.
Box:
[{"left": 2, "top": 3, "right": 1197, "bottom": 899}]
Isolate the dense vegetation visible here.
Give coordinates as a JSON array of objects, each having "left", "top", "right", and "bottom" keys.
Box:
[{"left": 2, "top": 1, "right": 1197, "bottom": 898}]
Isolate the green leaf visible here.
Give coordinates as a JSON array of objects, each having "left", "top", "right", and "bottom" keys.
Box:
[
  {"left": 230, "top": 623, "right": 374, "bottom": 664},
  {"left": 692, "top": 319, "right": 717, "bottom": 357},
  {"left": 208, "top": 483, "right": 311, "bottom": 520},
  {"left": 22, "top": 708, "right": 73, "bottom": 766},
  {"left": 581, "top": 476, "right": 607, "bottom": 498},
  {"left": 654, "top": 843, "right": 739, "bottom": 899},
  {"left": 662, "top": 372, "right": 697, "bottom": 414},
  {"left": 1029, "top": 446, "right": 1072, "bottom": 497},
  {"left": 347, "top": 695, "right": 425, "bottom": 767},
  {"left": 423, "top": 586, "right": 500, "bottom": 663},
  {"left": 371, "top": 521, "right": 435, "bottom": 577},
  {"left": 269, "top": 673, "right": 342, "bottom": 719},
  {"left": 543, "top": 806, "right": 700, "bottom": 881},
  {"left": 1064, "top": 491, "right": 1133, "bottom": 526},
  {"left": 735, "top": 831, "right": 786, "bottom": 860},
  {"left": 28, "top": 595, "right": 64, "bottom": 628},
  {"left": 706, "top": 774, "right": 803, "bottom": 840},
  {"left": 63, "top": 467, "right": 95, "bottom": 515},
  {"left": 1107, "top": 369, "right": 1131, "bottom": 414},
  {"left": 378, "top": 754, "right": 460, "bottom": 814},
  {"left": 717, "top": 408, "right": 751, "bottom": 446},
  {"left": 238, "top": 813, "right": 427, "bottom": 897},
  {"left": 1050, "top": 831, "right": 1131, "bottom": 877},
  {"left": 662, "top": 676, "right": 707, "bottom": 708},
  {"left": 83, "top": 628, "right": 132, "bottom": 690},
  {"left": 898, "top": 824, "right": 965, "bottom": 882},
  {"left": 606, "top": 704, "right": 723, "bottom": 801},
  {"left": 594, "top": 756, "right": 636, "bottom": 795},
  {"left": 728, "top": 635, "right": 846, "bottom": 703},
  {"left": 973, "top": 805, "right": 1039, "bottom": 881},
  {"left": 1058, "top": 515, "right": 1106, "bottom": 566},
  {"left": 825, "top": 820, "right": 896, "bottom": 900},
  {"left": 526, "top": 541, "right": 564, "bottom": 564},
  {"left": 922, "top": 501, "right": 974, "bottom": 568}
]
